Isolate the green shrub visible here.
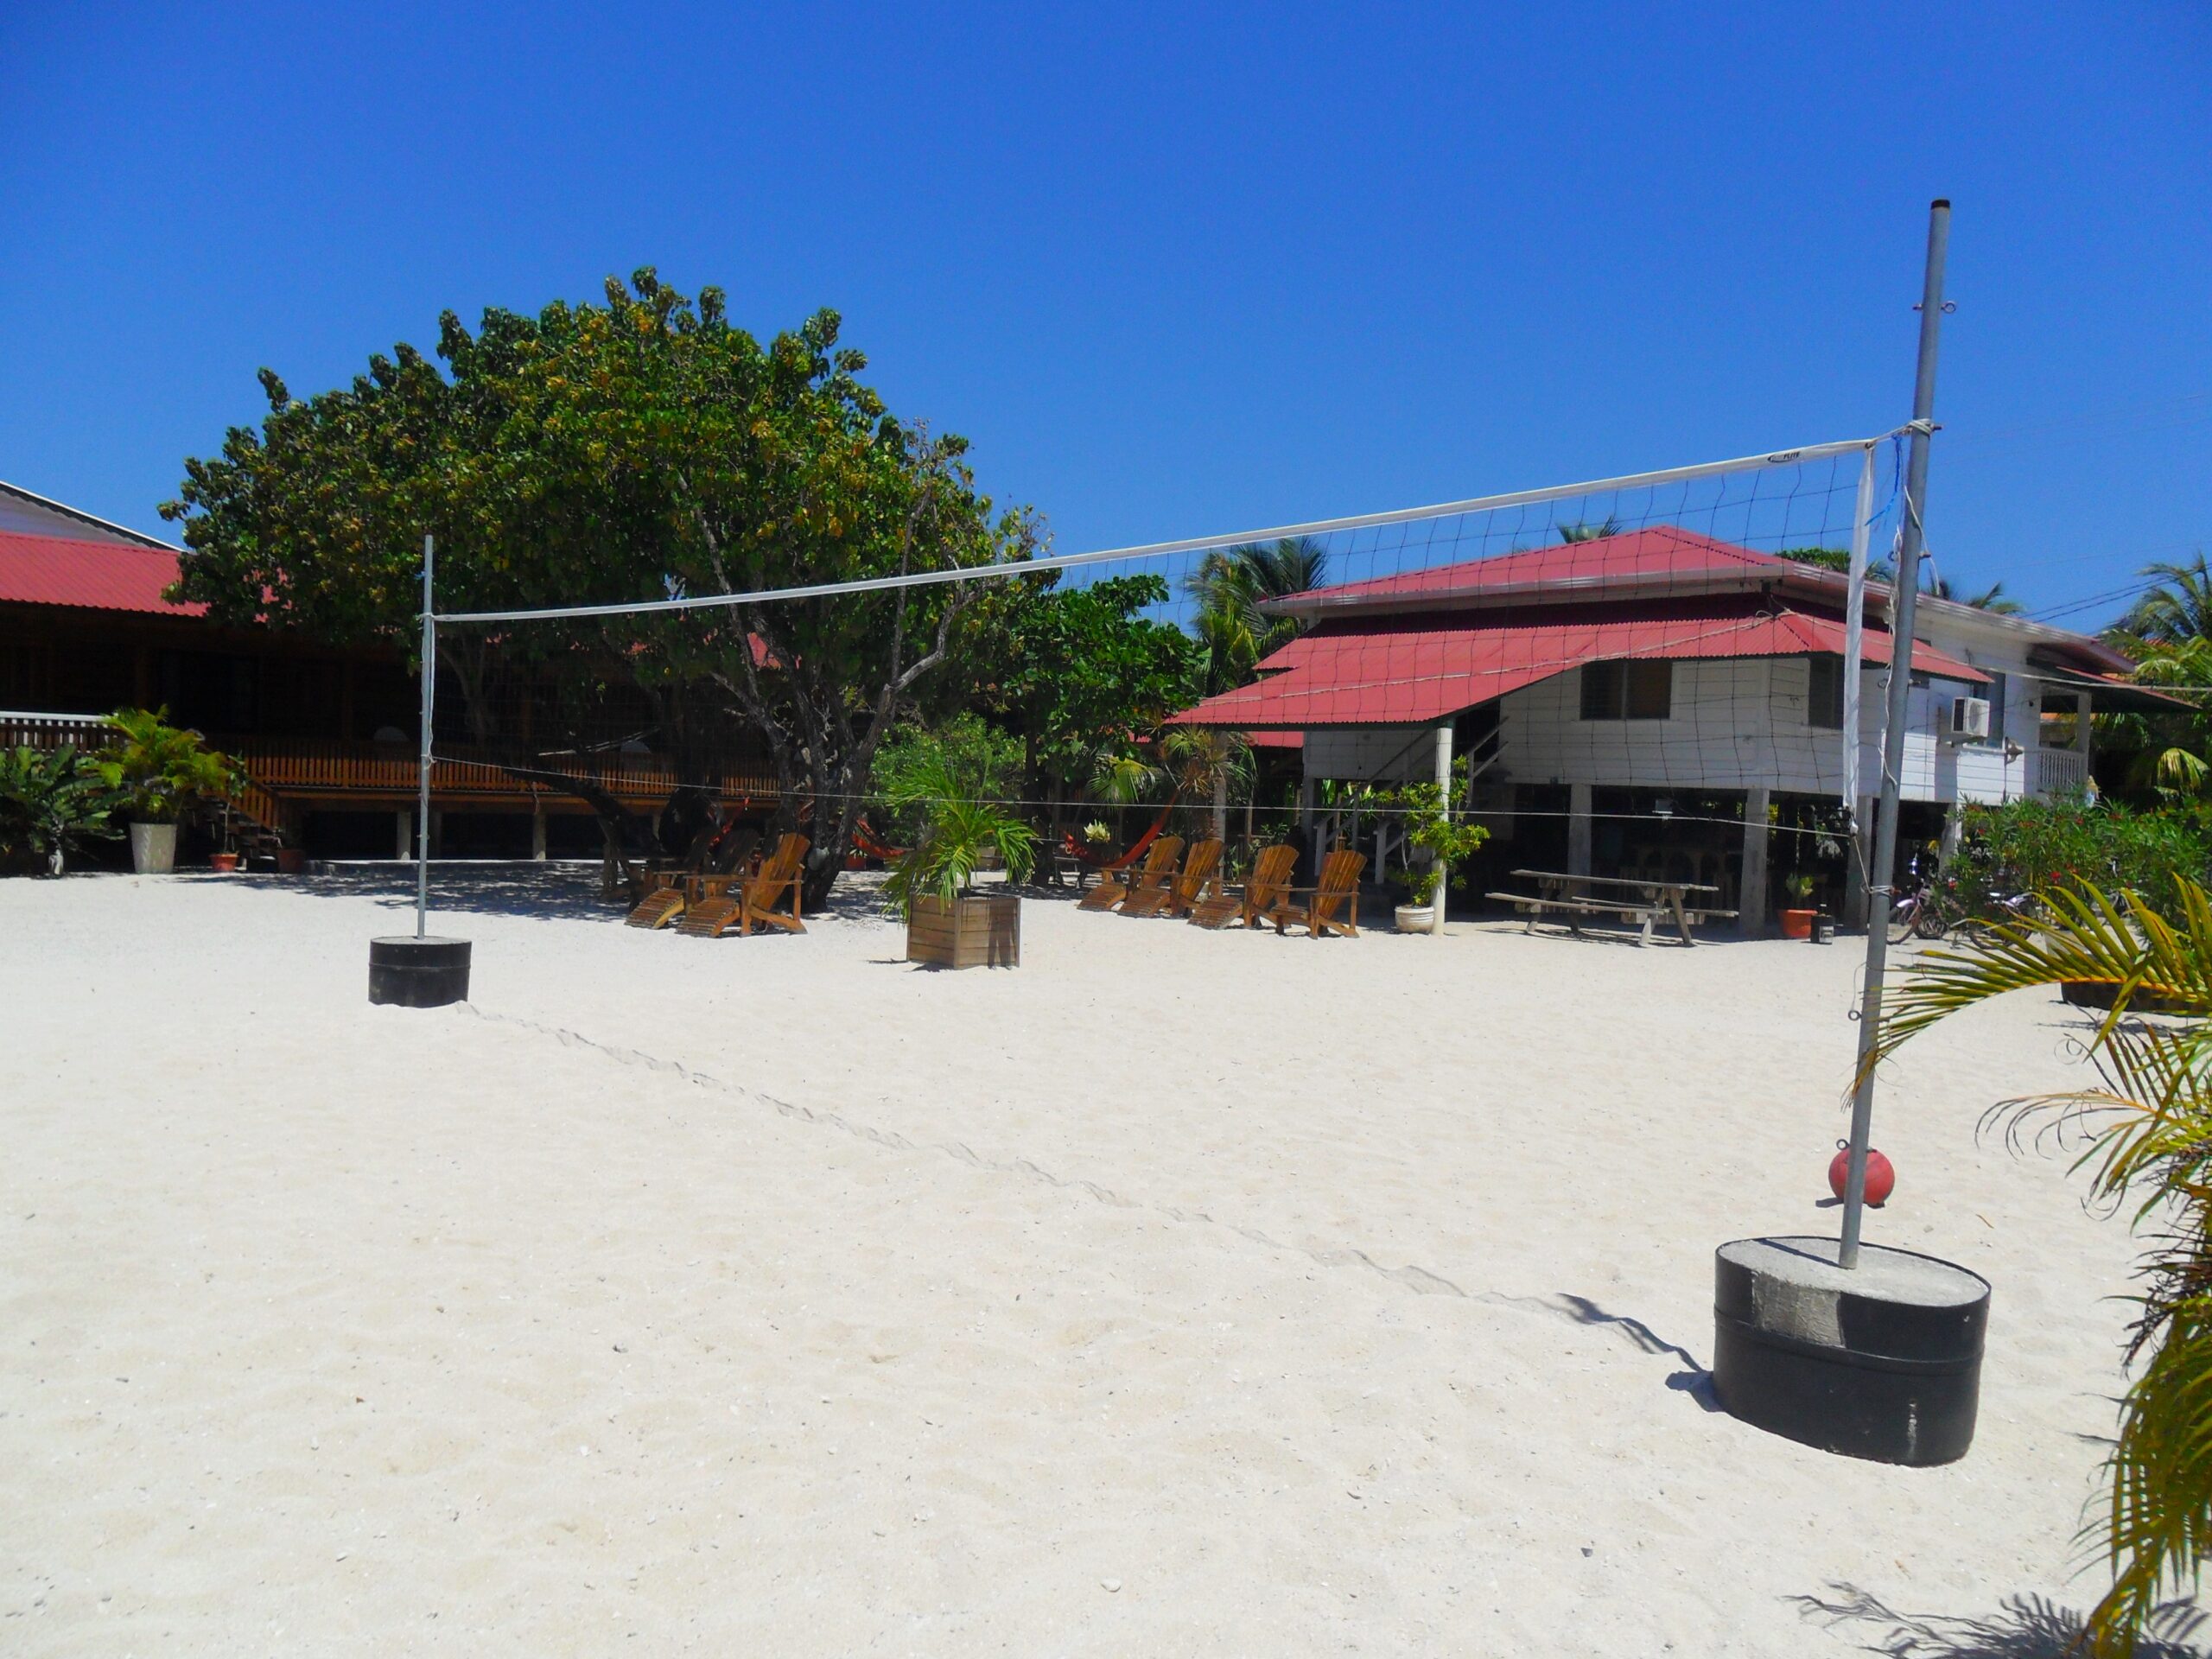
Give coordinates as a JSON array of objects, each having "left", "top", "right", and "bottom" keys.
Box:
[
  {"left": 1953, "top": 797, "right": 2212, "bottom": 917},
  {"left": 95, "top": 707, "right": 241, "bottom": 823},
  {"left": 0, "top": 744, "right": 126, "bottom": 874}
]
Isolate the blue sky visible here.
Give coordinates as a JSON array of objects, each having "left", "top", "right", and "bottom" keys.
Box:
[{"left": 2, "top": 3, "right": 2204, "bottom": 623}]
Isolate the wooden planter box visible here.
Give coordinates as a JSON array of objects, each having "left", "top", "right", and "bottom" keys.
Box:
[
  {"left": 906, "top": 891, "right": 1020, "bottom": 969},
  {"left": 2063, "top": 979, "right": 2191, "bottom": 1016}
]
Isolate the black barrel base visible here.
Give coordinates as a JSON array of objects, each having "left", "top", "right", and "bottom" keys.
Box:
[
  {"left": 369, "top": 936, "right": 473, "bottom": 1008},
  {"left": 1713, "top": 1236, "right": 1988, "bottom": 1467}
]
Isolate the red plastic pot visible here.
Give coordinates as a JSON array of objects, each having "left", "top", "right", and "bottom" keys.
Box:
[{"left": 1779, "top": 907, "right": 1816, "bottom": 940}]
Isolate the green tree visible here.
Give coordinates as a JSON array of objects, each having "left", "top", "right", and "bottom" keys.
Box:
[
  {"left": 2122, "top": 554, "right": 2212, "bottom": 646},
  {"left": 165, "top": 270, "right": 1029, "bottom": 905},
  {"left": 969, "top": 572, "right": 1201, "bottom": 836},
  {"left": 1183, "top": 536, "right": 1328, "bottom": 696},
  {"left": 1927, "top": 573, "right": 2024, "bottom": 613}
]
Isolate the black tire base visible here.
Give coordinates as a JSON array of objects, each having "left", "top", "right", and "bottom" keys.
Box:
[{"left": 369, "top": 936, "right": 473, "bottom": 1008}]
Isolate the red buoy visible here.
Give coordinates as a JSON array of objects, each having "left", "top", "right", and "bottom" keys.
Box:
[{"left": 1829, "top": 1141, "right": 1895, "bottom": 1207}]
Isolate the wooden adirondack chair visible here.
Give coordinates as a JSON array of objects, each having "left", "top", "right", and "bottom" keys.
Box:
[
  {"left": 1077, "top": 836, "right": 1183, "bottom": 912},
  {"left": 1190, "top": 843, "right": 1296, "bottom": 930},
  {"left": 1267, "top": 848, "right": 1367, "bottom": 938},
  {"left": 1124, "top": 838, "right": 1221, "bottom": 918},
  {"left": 678, "top": 834, "right": 810, "bottom": 938},
  {"left": 625, "top": 869, "right": 688, "bottom": 929}
]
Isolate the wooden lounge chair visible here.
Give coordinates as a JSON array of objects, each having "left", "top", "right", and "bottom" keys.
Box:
[
  {"left": 1123, "top": 838, "right": 1221, "bottom": 918},
  {"left": 1190, "top": 843, "right": 1296, "bottom": 930},
  {"left": 1077, "top": 836, "right": 1183, "bottom": 912},
  {"left": 1267, "top": 848, "right": 1367, "bottom": 938},
  {"left": 678, "top": 833, "right": 810, "bottom": 938},
  {"left": 625, "top": 869, "right": 688, "bottom": 929}
]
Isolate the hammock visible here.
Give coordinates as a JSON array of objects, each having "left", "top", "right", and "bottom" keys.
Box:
[
  {"left": 1062, "top": 795, "right": 1181, "bottom": 872},
  {"left": 851, "top": 818, "right": 908, "bottom": 861}
]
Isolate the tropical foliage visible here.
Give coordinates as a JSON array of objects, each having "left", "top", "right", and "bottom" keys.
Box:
[
  {"left": 0, "top": 745, "right": 125, "bottom": 874},
  {"left": 1378, "top": 759, "right": 1491, "bottom": 905},
  {"left": 2121, "top": 555, "right": 2212, "bottom": 646},
  {"left": 1184, "top": 537, "right": 1327, "bottom": 696},
  {"left": 95, "top": 709, "right": 241, "bottom": 823},
  {"left": 872, "top": 715, "right": 1023, "bottom": 849},
  {"left": 1949, "top": 798, "right": 2211, "bottom": 918},
  {"left": 878, "top": 746, "right": 1036, "bottom": 918},
  {"left": 966, "top": 571, "right": 1202, "bottom": 826},
  {"left": 1876, "top": 883, "right": 2212, "bottom": 1656},
  {"left": 164, "top": 270, "right": 1032, "bottom": 904}
]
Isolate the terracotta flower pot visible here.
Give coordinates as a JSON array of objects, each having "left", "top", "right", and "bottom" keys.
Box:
[
  {"left": 275, "top": 848, "right": 308, "bottom": 874},
  {"left": 209, "top": 852, "right": 239, "bottom": 873},
  {"left": 1778, "top": 907, "right": 1816, "bottom": 940}
]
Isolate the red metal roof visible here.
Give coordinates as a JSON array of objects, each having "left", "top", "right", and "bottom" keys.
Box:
[
  {"left": 1274, "top": 526, "right": 1789, "bottom": 614},
  {"left": 1170, "top": 596, "right": 1986, "bottom": 729},
  {"left": 0, "top": 531, "right": 198, "bottom": 616}
]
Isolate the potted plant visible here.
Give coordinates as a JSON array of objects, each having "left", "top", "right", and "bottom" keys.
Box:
[
  {"left": 1382, "top": 772, "right": 1491, "bottom": 934},
  {"left": 95, "top": 708, "right": 243, "bottom": 875},
  {"left": 1779, "top": 871, "right": 1818, "bottom": 939},
  {"left": 0, "top": 742, "right": 125, "bottom": 875},
  {"left": 881, "top": 753, "right": 1037, "bottom": 969}
]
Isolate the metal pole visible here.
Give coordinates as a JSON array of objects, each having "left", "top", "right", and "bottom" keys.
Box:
[
  {"left": 416, "top": 534, "right": 435, "bottom": 942},
  {"left": 1431, "top": 721, "right": 1452, "bottom": 936},
  {"left": 1841, "top": 200, "right": 1950, "bottom": 1269}
]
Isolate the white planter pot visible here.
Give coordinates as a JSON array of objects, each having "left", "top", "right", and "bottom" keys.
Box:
[
  {"left": 130, "top": 822, "right": 178, "bottom": 875},
  {"left": 1395, "top": 904, "right": 1435, "bottom": 934}
]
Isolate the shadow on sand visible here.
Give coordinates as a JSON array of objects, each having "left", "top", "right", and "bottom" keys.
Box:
[
  {"left": 258, "top": 861, "right": 918, "bottom": 929},
  {"left": 1793, "top": 1583, "right": 2208, "bottom": 1658}
]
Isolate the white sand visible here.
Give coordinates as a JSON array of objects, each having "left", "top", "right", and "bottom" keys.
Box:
[{"left": 0, "top": 865, "right": 2155, "bottom": 1654}]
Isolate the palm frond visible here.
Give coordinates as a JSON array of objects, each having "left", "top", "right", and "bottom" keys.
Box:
[{"left": 1876, "top": 879, "right": 2212, "bottom": 1654}]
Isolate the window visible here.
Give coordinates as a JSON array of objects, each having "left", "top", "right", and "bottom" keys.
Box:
[
  {"left": 1579, "top": 659, "right": 1672, "bottom": 721},
  {"left": 1808, "top": 657, "right": 1844, "bottom": 729}
]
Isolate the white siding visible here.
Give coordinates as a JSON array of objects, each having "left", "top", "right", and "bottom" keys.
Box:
[{"left": 1300, "top": 645, "right": 2079, "bottom": 805}]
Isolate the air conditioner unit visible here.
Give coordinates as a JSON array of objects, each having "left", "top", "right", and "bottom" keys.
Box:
[{"left": 1948, "top": 696, "right": 1992, "bottom": 740}]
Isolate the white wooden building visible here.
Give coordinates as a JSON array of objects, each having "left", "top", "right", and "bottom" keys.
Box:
[{"left": 1170, "top": 528, "right": 2147, "bottom": 931}]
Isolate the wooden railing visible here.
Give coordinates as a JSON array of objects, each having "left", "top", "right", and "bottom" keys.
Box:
[
  {"left": 219, "top": 735, "right": 782, "bottom": 809},
  {"left": 0, "top": 712, "right": 780, "bottom": 814},
  {"left": 0, "top": 710, "right": 112, "bottom": 750},
  {"left": 2031, "top": 747, "right": 2089, "bottom": 800}
]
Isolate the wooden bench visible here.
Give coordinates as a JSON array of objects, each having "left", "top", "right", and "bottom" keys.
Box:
[{"left": 1491, "top": 868, "right": 1738, "bottom": 947}]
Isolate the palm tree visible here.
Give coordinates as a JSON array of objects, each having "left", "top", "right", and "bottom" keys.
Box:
[
  {"left": 2124, "top": 554, "right": 2212, "bottom": 646},
  {"left": 1183, "top": 537, "right": 1331, "bottom": 696},
  {"left": 1875, "top": 885, "right": 2212, "bottom": 1656},
  {"left": 1925, "top": 573, "right": 2024, "bottom": 614},
  {"left": 1556, "top": 516, "right": 1624, "bottom": 543},
  {"left": 2120, "top": 635, "right": 2212, "bottom": 798},
  {"left": 1161, "top": 727, "right": 1253, "bottom": 846}
]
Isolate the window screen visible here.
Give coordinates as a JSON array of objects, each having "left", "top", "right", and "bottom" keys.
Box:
[
  {"left": 1808, "top": 657, "right": 1844, "bottom": 729},
  {"left": 1580, "top": 660, "right": 1671, "bottom": 721}
]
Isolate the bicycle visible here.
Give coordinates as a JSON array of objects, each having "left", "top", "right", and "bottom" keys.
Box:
[{"left": 1887, "top": 879, "right": 2038, "bottom": 947}]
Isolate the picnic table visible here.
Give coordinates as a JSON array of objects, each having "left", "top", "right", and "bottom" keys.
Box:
[{"left": 1488, "top": 868, "right": 1737, "bottom": 947}]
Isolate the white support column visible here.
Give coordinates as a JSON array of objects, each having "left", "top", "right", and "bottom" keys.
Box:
[
  {"left": 1567, "top": 783, "right": 1592, "bottom": 878},
  {"left": 1430, "top": 721, "right": 1452, "bottom": 936},
  {"left": 1740, "top": 786, "right": 1771, "bottom": 938},
  {"left": 397, "top": 809, "right": 413, "bottom": 860},
  {"left": 1844, "top": 796, "right": 1874, "bottom": 927},
  {"left": 531, "top": 806, "right": 549, "bottom": 861},
  {"left": 1939, "top": 802, "right": 1962, "bottom": 869}
]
